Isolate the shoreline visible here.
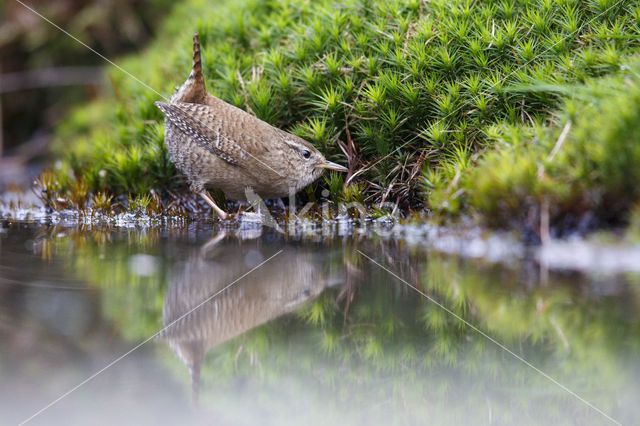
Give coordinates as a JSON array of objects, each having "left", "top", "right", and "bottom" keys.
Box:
[{"left": 3, "top": 188, "right": 640, "bottom": 276}]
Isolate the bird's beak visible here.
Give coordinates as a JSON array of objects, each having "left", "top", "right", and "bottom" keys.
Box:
[{"left": 316, "top": 161, "right": 348, "bottom": 172}]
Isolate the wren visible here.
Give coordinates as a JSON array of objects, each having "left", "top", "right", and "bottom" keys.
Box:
[{"left": 155, "top": 33, "right": 347, "bottom": 219}]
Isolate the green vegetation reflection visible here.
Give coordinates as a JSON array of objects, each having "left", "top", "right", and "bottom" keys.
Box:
[{"left": 32, "top": 225, "right": 640, "bottom": 424}]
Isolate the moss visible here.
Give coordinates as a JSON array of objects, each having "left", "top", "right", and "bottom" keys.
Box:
[
  {"left": 457, "top": 58, "right": 640, "bottom": 231},
  {"left": 45, "top": 0, "right": 640, "bottom": 226}
]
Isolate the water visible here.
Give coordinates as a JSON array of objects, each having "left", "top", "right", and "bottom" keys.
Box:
[{"left": 0, "top": 219, "right": 638, "bottom": 425}]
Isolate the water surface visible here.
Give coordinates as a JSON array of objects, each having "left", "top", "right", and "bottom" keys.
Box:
[{"left": 1, "top": 219, "right": 638, "bottom": 425}]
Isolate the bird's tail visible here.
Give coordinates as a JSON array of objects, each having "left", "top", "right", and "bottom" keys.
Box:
[
  {"left": 167, "top": 32, "right": 208, "bottom": 104},
  {"left": 188, "top": 32, "right": 204, "bottom": 86}
]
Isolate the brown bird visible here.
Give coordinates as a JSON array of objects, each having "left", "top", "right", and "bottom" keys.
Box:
[{"left": 156, "top": 33, "right": 348, "bottom": 219}]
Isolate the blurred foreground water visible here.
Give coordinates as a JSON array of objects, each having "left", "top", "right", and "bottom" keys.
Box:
[{"left": 0, "top": 218, "right": 638, "bottom": 425}]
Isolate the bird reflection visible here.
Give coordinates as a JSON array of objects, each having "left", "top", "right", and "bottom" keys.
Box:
[{"left": 159, "top": 232, "right": 335, "bottom": 402}]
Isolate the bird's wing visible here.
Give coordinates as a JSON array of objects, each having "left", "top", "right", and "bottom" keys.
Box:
[{"left": 155, "top": 101, "right": 247, "bottom": 166}]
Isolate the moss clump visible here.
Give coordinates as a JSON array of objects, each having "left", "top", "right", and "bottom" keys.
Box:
[
  {"left": 48, "top": 0, "right": 640, "bottom": 222},
  {"left": 455, "top": 59, "right": 640, "bottom": 232}
]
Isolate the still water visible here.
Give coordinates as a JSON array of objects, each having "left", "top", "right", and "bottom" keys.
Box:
[{"left": 0, "top": 219, "right": 638, "bottom": 425}]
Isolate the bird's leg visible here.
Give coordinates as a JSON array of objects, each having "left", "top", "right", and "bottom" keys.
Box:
[
  {"left": 200, "top": 230, "right": 227, "bottom": 257},
  {"left": 197, "top": 190, "right": 228, "bottom": 219}
]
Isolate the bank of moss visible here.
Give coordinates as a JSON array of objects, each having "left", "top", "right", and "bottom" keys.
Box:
[
  {"left": 453, "top": 60, "right": 640, "bottom": 233},
  {"left": 45, "top": 0, "right": 640, "bottom": 227}
]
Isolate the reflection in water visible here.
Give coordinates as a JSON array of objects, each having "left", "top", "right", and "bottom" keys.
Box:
[
  {"left": 160, "top": 233, "right": 335, "bottom": 402},
  {"left": 1, "top": 221, "right": 640, "bottom": 424}
]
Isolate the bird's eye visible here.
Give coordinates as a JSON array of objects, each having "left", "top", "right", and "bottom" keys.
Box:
[{"left": 301, "top": 149, "right": 311, "bottom": 159}]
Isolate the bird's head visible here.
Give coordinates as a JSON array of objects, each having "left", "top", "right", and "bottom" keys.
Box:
[{"left": 278, "top": 136, "right": 348, "bottom": 190}]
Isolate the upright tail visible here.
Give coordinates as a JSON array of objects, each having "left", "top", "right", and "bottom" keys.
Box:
[
  {"left": 170, "top": 32, "right": 208, "bottom": 103},
  {"left": 189, "top": 32, "right": 204, "bottom": 86}
]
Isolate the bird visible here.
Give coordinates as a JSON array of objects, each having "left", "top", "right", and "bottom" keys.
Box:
[{"left": 155, "top": 33, "right": 348, "bottom": 219}]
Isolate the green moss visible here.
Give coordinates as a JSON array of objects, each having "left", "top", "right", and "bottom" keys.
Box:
[
  {"left": 47, "top": 0, "right": 640, "bottom": 226},
  {"left": 457, "top": 58, "right": 640, "bottom": 229}
]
